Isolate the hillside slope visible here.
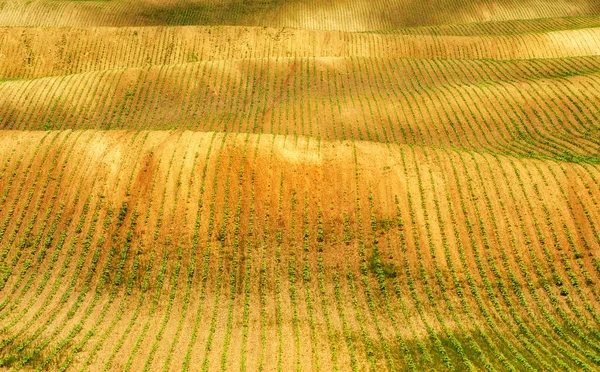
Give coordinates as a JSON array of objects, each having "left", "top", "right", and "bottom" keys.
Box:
[
  {"left": 0, "top": 131, "right": 600, "bottom": 371},
  {"left": 2, "top": 55, "right": 599, "bottom": 161}
]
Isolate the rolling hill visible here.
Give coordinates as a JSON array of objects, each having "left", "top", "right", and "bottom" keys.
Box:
[{"left": 1, "top": 0, "right": 600, "bottom": 370}]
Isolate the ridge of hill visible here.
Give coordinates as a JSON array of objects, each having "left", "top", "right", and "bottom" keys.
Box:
[
  {"left": 3, "top": 25, "right": 600, "bottom": 80},
  {"left": 1, "top": 56, "right": 599, "bottom": 162},
  {"left": 0, "top": 0, "right": 599, "bottom": 30}
]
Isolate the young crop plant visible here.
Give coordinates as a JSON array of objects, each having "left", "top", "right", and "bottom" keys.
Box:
[
  {"left": 161, "top": 136, "right": 215, "bottom": 372},
  {"left": 181, "top": 133, "right": 230, "bottom": 372},
  {"left": 0, "top": 131, "right": 85, "bottom": 313},
  {"left": 197, "top": 134, "right": 240, "bottom": 372},
  {"left": 485, "top": 154, "right": 595, "bottom": 368},
  {"left": 240, "top": 135, "right": 263, "bottom": 372},
  {"left": 139, "top": 139, "right": 198, "bottom": 371},
  {"left": 219, "top": 134, "right": 252, "bottom": 372},
  {"left": 301, "top": 193, "right": 321, "bottom": 372},
  {"left": 448, "top": 151, "right": 573, "bottom": 369},
  {"left": 0, "top": 134, "right": 101, "bottom": 320},
  {"left": 288, "top": 187, "right": 302, "bottom": 372},
  {"left": 350, "top": 145, "right": 396, "bottom": 371},
  {"left": 314, "top": 204, "right": 341, "bottom": 372},
  {"left": 274, "top": 172, "right": 285, "bottom": 372},
  {"left": 365, "top": 193, "right": 416, "bottom": 371}
]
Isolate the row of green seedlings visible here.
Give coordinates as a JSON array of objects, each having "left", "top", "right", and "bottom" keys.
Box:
[
  {"left": 197, "top": 133, "right": 241, "bottom": 372},
  {"left": 26, "top": 131, "right": 148, "bottom": 370},
  {"left": 301, "top": 193, "right": 321, "bottom": 371},
  {"left": 239, "top": 154, "right": 258, "bottom": 371},
  {"left": 0, "top": 132, "right": 78, "bottom": 293},
  {"left": 349, "top": 145, "right": 399, "bottom": 371},
  {"left": 116, "top": 135, "right": 196, "bottom": 371},
  {"left": 159, "top": 136, "right": 216, "bottom": 372},
  {"left": 240, "top": 135, "right": 273, "bottom": 371},
  {"left": 180, "top": 133, "right": 230, "bottom": 371},
  {"left": 0, "top": 134, "right": 105, "bottom": 329},
  {"left": 252, "top": 134, "right": 274, "bottom": 372},
  {"left": 126, "top": 139, "right": 194, "bottom": 369},
  {"left": 315, "top": 202, "right": 341, "bottom": 371},
  {"left": 100, "top": 133, "right": 186, "bottom": 371},
  {"left": 502, "top": 155, "right": 600, "bottom": 366},
  {"left": 449, "top": 148, "right": 587, "bottom": 369},
  {"left": 0, "top": 130, "right": 91, "bottom": 320},
  {"left": 288, "top": 185, "right": 302, "bottom": 371},
  {"left": 407, "top": 145, "right": 515, "bottom": 370},
  {"left": 473, "top": 150, "right": 596, "bottom": 368},
  {"left": 396, "top": 146, "right": 478, "bottom": 371},
  {"left": 441, "top": 148, "right": 563, "bottom": 369},
  {"left": 274, "top": 173, "right": 285, "bottom": 371},
  {"left": 60, "top": 140, "right": 166, "bottom": 370},
  {"left": 220, "top": 134, "right": 256, "bottom": 371},
  {"left": 0, "top": 171, "right": 106, "bottom": 368},
  {"left": 0, "top": 133, "right": 99, "bottom": 347},
  {"left": 78, "top": 143, "right": 167, "bottom": 371},
  {"left": 239, "top": 56, "right": 276, "bottom": 136}
]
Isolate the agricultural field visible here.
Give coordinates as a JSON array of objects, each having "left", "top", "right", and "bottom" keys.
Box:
[{"left": 1, "top": 0, "right": 600, "bottom": 370}]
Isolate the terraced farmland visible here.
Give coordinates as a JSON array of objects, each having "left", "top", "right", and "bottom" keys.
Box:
[{"left": 1, "top": 0, "right": 600, "bottom": 370}]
